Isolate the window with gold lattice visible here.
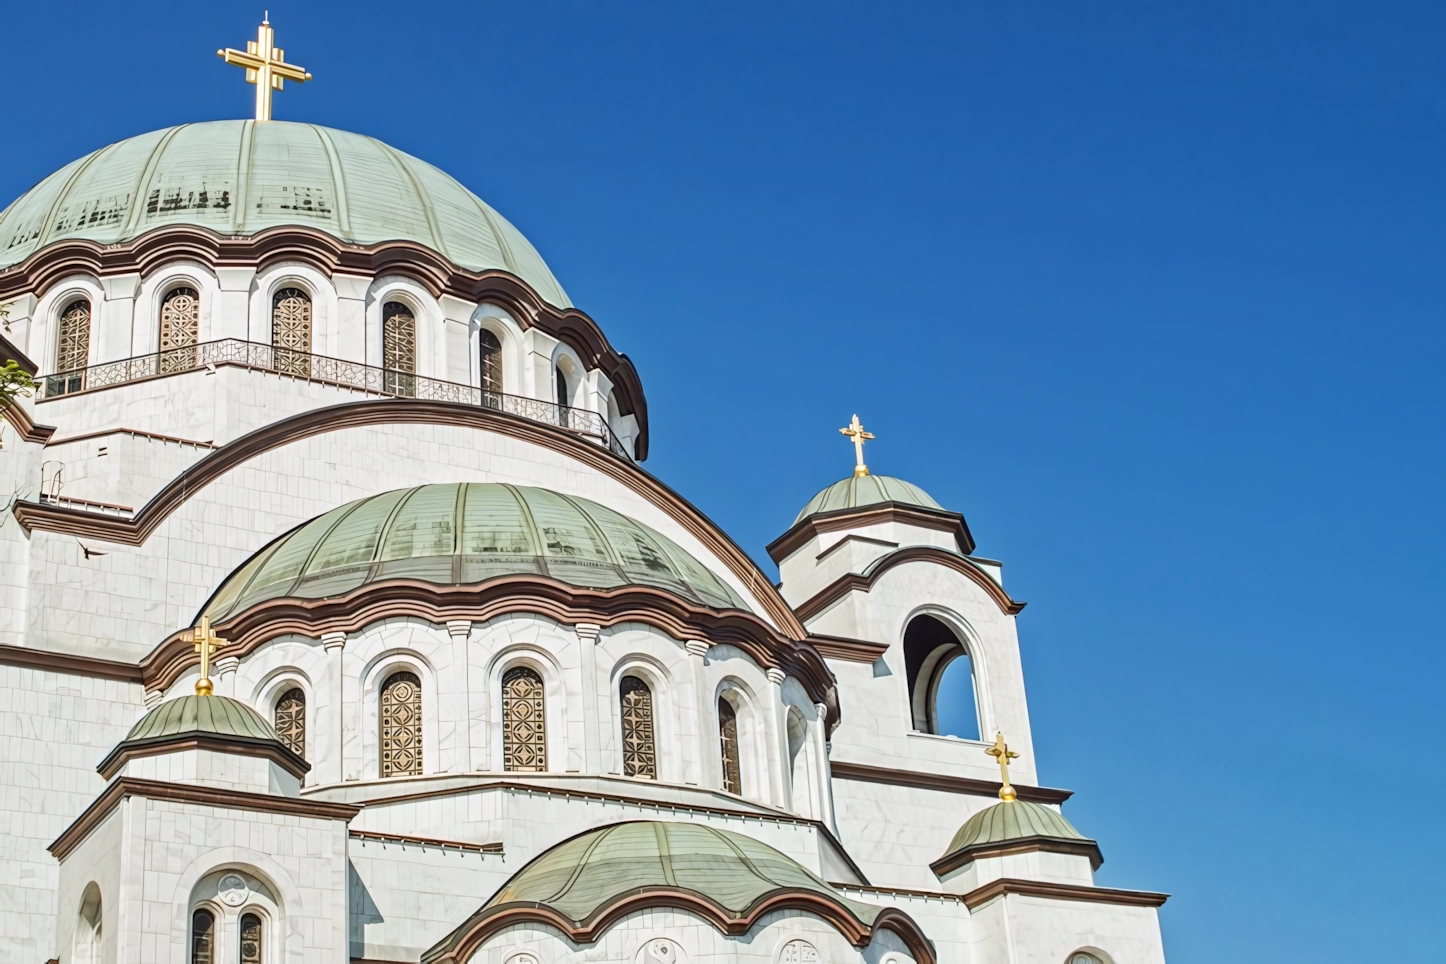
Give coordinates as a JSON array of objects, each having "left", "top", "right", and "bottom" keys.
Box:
[
  {"left": 718, "top": 697, "right": 742, "bottom": 795},
  {"left": 382, "top": 301, "right": 416, "bottom": 396},
  {"left": 274, "top": 687, "right": 305, "bottom": 758},
  {"left": 620, "top": 675, "right": 656, "bottom": 779},
  {"left": 271, "top": 288, "right": 312, "bottom": 376},
  {"left": 380, "top": 672, "right": 422, "bottom": 777},
  {"left": 479, "top": 329, "right": 503, "bottom": 399},
  {"left": 54, "top": 299, "right": 91, "bottom": 394},
  {"left": 240, "top": 913, "right": 262, "bottom": 964},
  {"left": 502, "top": 666, "right": 546, "bottom": 771},
  {"left": 160, "top": 286, "right": 200, "bottom": 373}
]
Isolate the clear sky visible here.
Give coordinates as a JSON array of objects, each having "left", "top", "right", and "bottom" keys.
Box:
[{"left": 5, "top": 2, "right": 1443, "bottom": 960}]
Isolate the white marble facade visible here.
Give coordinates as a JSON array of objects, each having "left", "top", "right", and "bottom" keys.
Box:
[{"left": 0, "top": 125, "right": 1169, "bottom": 964}]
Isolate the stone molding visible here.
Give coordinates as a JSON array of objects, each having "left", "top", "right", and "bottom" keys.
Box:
[
  {"left": 766, "top": 501, "right": 976, "bottom": 565},
  {"left": 0, "top": 224, "right": 649, "bottom": 454},
  {"left": 0, "top": 398, "right": 55, "bottom": 444},
  {"left": 805, "top": 634, "right": 890, "bottom": 663},
  {"left": 792, "top": 545, "right": 1026, "bottom": 622},
  {"left": 348, "top": 829, "right": 502, "bottom": 854},
  {"left": 0, "top": 643, "right": 144, "bottom": 683},
  {"left": 929, "top": 835, "right": 1105, "bottom": 877},
  {"left": 48, "top": 776, "right": 360, "bottom": 861},
  {"left": 95, "top": 732, "right": 312, "bottom": 781},
  {"left": 828, "top": 760, "right": 1071, "bottom": 804},
  {"left": 11, "top": 396, "right": 798, "bottom": 636},
  {"left": 959, "top": 877, "right": 1169, "bottom": 910}
]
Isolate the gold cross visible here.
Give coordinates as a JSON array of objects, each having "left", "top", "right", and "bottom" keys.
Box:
[
  {"left": 986, "top": 732, "right": 1020, "bottom": 802},
  {"left": 191, "top": 617, "right": 227, "bottom": 696},
  {"left": 217, "top": 15, "right": 312, "bottom": 122},
  {"left": 838, "top": 414, "right": 875, "bottom": 478}
]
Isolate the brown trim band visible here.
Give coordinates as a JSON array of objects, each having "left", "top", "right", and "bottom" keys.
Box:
[
  {"left": 767, "top": 502, "right": 976, "bottom": 565},
  {"left": 1, "top": 398, "right": 56, "bottom": 443},
  {"left": 793, "top": 545, "right": 1025, "bottom": 622},
  {"left": 0, "top": 643, "right": 144, "bottom": 683},
  {"left": 807, "top": 634, "right": 890, "bottom": 663},
  {"left": 49, "top": 776, "right": 359, "bottom": 860},
  {"left": 0, "top": 225, "right": 648, "bottom": 455},
  {"left": 349, "top": 829, "right": 503, "bottom": 854},
  {"left": 930, "top": 836, "right": 1104, "bottom": 877},
  {"left": 45, "top": 427, "right": 217, "bottom": 449},
  {"left": 96, "top": 732, "right": 311, "bottom": 781},
  {"left": 423, "top": 889, "right": 935, "bottom": 964},
  {"left": 960, "top": 877, "right": 1168, "bottom": 910},
  {"left": 829, "top": 760, "right": 1072, "bottom": 804},
  {"left": 138, "top": 576, "right": 835, "bottom": 721},
  {"left": 11, "top": 396, "right": 803, "bottom": 640}
]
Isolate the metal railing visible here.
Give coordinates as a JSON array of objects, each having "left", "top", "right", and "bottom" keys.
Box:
[{"left": 40, "top": 339, "right": 633, "bottom": 461}]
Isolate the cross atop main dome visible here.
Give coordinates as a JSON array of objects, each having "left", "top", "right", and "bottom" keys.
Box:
[{"left": 217, "top": 16, "right": 313, "bottom": 121}]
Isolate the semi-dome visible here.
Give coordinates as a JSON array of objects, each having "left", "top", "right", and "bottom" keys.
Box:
[
  {"left": 204, "top": 483, "right": 749, "bottom": 620},
  {"left": 95, "top": 693, "right": 305, "bottom": 780},
  {"left": 0, "top": 120, "right": 570, "bottom": 307},
  {"left": 795, "top": 474, "right": 943, "bottom": 524},
  {"left": 422, "top": 821, "right": 920, "bottom": 963}
]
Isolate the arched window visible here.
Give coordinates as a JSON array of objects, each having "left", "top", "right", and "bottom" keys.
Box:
[
  {"left": 380, "top": 672, "right": 422, "bottom": 777},
  {"left": 271, "top": 287, "right": 312, "bottom": 376},
  {"left": 479, "top": 329, "right": 503, "bottom": 399},
  {"left": 620, "top": 675, "right": 656, "bottom": 779},
  {"left": 190, "top": 909, "right": 215, "bottom": 964},
  {"left": 382, "top": 301, "right": 416, "bottom": 396},
  {"left": 274, "top": 687, "right": 305, "bottom": 758},
  {"left": 786, "top": 708, "right": 816, "bottom": 818},
  {"left": 555, "top": 367, "right": 569, "bottom": 407},
  {"left": 502, "top": 666, "right": 546, "bottom": 771},
  {"left": 74, "top": 883, "right": 102, "bottom": 964},
  {"left": 718, "top": 697, "right": 742, "bottom": 795},
  {"left": 240, "top": 912, "right": 262, "bottom": 964},
  {"left": 159, "top": 286, "right": 200, "bottom": 373},
  {"left": 54, "top": 298, "right": 91, "bottom": 394},
  {"left": 903, "top": 614, "right": 980, "bottom": 740},
  {"left": 1068, "top": 955, "right": 1103, "bottom": 964}
]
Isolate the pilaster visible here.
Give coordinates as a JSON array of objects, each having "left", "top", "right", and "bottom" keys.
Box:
[
  {"left": 576, "top": 623, "right": 602, "bottom": 773},
  {"left": 213, "top": 267, "right": 256, "bottom": 342},
  {"left": 685, "top": 639, "right": 714, "bottom": 787},
  {"left": 764, "top": 666, "right": 789, "bottom": 808},
  {"left": 98, "top": 273, "right": 141, "bottom": 364},
  {"left": 445, "top": 620, "right": 473, "bottom": 773}
]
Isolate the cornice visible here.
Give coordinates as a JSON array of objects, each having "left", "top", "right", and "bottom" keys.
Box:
[
  {"left": 792, "top": 545, "right": 1026, "bottom": 622},
  {"left": 806, "top": 634, "right": 890, "bottom": 663},
  {"left": 423, "top": 889, "right": 935, "bottom": 964},
  {"left": 0, "top": 398, "right": 56, "bottom": 444},
  {"left": 0, "top": 224, "right": 648, "bottom": 456},
  {"left": 828, "top": 760, "right": 1071, "bottom": 805},
  {"left": 929, "top": 835, "right": 1104, "bottom": 878},
  {"left": 138, "top": 576, "right": 837, "bottom": 723},
  {"left": 96, "top": 732, "right": 311, "bottom": 781},
  {"left": 0, "top": 643, "right": 144, "bottom": 683},
  {"left": 10, "top": 396, "right": 801, "bottom": 639},
  {"left": 959, "top": 877, "right": 1169, "bottom": 911},
  {"left": 48, "top": 776, "right": 359, "bottom": 861},
  {"left": 767, "top": 502, "right": 976, "bottom": 565},
  {"left": 0, "top": 331, "right": 37, "bottom": 373}
]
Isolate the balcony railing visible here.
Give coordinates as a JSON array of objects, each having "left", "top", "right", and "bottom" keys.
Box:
[{"left": 40, "top": 339, "right": 632, "bottom": 461}]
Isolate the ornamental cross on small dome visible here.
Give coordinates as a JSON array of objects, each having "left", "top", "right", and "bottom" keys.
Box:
[
  {"left": 987, "top": 731, "right": 1021, "bottom": 802},
  {"left": 838, "top": 414, "right": 875, "bottom": 478},
  {"left": 217, "top": 14, "right": 312, "bottom": 121}
]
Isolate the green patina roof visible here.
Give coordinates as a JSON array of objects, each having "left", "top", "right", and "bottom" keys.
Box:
[
  {"left": 795, "top": 474, "right": 944, "bottom": 525},
  {"left": 944, "top": 800, "right": 1088, "bottom": 856},
  {"left": 204, "top": 484, "right": 749, "bottom": 621},
  {"left": 123, "top": 694, "right": 281, "bottom": 744},
  {"left": 0, "top": 120, "right": 570, "bottom": 307}
]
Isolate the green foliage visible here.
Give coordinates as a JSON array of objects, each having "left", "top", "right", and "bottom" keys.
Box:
[{"left": 0, "top": 359, "right": 35, "bottom": 405}]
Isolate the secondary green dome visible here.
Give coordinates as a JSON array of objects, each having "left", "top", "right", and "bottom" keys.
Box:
[
  {"left": 123, "top": 693, "right": 279, "bottom": 743},
  {"left": 0, "top": 120, "right": 570, "bottom": 307},
  {"left": 204, "top": 483, "right": 749, "bottom": 620},
  {"left": 795, "top": 474, "right": 943, "bottom": 524},
  {"left": 944, "top": 799, "right": 1087, "bottom": 854}
]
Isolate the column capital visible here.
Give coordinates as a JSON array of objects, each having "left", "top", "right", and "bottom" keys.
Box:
[
  {"left": 764, "top": 667, "right": 786, "bottom": 686},
  {"left": 446, "top": 620, "right": 472, "bottom": 640},
  {"left": 214, "top": 656, "right": 240, "bottom": 678},
  {"left": 575, "top": 623, "right": 602, "bottom": 643},
  {"left": 144, "top": 689, "right": 164, "bottom": 707},
  {"left": 321, "top": 631, "right": 347, "bottom": 652},
  {"left": 684, "top": 639, "right": 711, "bottom": 659}
]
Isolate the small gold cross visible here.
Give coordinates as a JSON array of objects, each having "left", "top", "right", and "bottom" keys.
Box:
[
  {"left": 191, "top": 617, "right": 228, "bottom": 696},
  {"left": 217, "top": 16, "right": 312, "bottom": 122},
  {"left": 986, "top": 732, "right": 1020, "bottom": 801},
  {"left": 838, "top": 414, "right": 875, "bottom": 478}
]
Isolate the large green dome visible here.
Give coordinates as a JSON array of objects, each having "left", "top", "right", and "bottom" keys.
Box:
[
  {"left": 0, "top": 120, "right": 570, "bottom": 307},
  {"left": 204, "top": 483, "right": 749, "bottom": 620}
]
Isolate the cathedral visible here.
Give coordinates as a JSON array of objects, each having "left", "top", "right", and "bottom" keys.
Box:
[{"left": 0, "top": 21, "right": 1168, "bottom": 964}]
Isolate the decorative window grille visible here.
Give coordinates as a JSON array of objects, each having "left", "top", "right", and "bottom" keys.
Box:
[
  {"left": 718, "top": 697, "right": 742, "bottom": 795},
  {"left": 54, "top": 299, "right": 91, "bottom": 393},
  {"left": 271, "top": 288, "right": 312, "bottom": 376},
  {"left": 159, "top": 287, "right": 200, "bottom": 373},
  {"left": 479, "top": 329, "right": 503, "bottom": 398},
  {"left": 620, "top": 675, "right": 656, "bottom": 779},
  {"left": 502, "top": 666, "right": 547, "bottom": 772},
  {"left": 779, "top": 940, "right": 819, "bottom": 964},
  {"left": 380, "top": 672, "right": 422, "bottom": 777},
  {"left": 382, "top": 301, "right": 416, "bottom": 396},
  {"left": 239, "top": 913, "right": 262, "bottom": 964},
  {"left": 274, "top": 688, "right": 305, "bottom": 758},
  {"left": 191, "top": 909, "right": 215, "bottom": 964}
]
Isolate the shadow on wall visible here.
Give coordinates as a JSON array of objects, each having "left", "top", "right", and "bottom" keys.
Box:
[{"left": 903, "top": 615, "right": 980, "bottom": 741}]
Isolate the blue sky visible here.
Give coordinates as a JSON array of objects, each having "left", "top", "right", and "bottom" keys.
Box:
[{"left": 6, "top": 2, "right": 1444, "bottom": 959}]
